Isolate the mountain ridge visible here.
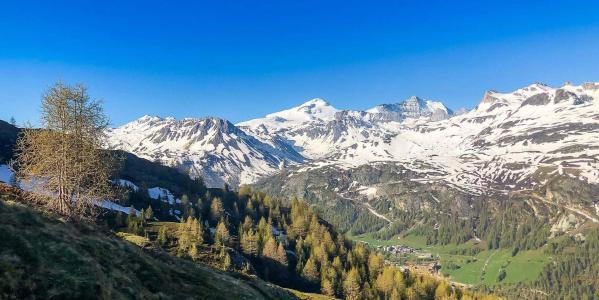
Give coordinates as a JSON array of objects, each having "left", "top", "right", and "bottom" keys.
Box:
[{"left": 107, "top": 82, "right": 599, "bottom": 195}]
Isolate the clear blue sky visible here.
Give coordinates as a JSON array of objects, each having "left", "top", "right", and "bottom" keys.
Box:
[{"left": 1, "top": 0, "right": 598, "bottom": 126}]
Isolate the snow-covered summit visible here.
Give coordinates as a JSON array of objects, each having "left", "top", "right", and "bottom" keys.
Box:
[
  {"left": 240, "top": 98, "right": 339, "bottom": 129},
  {"left": 108, "top": 82, "right": 599, "bottom": 193},
  {"left": 108, "top": 115, "right": 303, "bottom": 187},
  {"left": 367, "top": 96, "right": 453, "bottom": 122}
]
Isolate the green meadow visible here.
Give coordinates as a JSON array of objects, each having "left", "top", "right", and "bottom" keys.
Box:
[{"left": 351, "top": 233, "right": 550, "bottom": 287}]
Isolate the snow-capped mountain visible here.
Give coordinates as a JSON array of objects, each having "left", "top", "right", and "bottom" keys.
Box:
[
  {"left": 107, "top": 82, "right": 599, "bottom": 195},
  {"left": 366, "top": 96, "right": 453, "bottom": 122},
  {"left": 107, "top": 116, "right": 303, "bottom": 187}
]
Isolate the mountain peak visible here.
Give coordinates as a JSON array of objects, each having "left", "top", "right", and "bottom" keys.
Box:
[
  {"left": 405, "top": 95, "right": 424, "bottom": 103},
  {"left": 299, "top": 98, "right": 330, "bottom": 108},
  {"left": 253, "top": 98, "right": 339, "bottom": 124},
  {"left": 365, "top": 96, "right": 452, "bottom": 122},
  {"left": 521, "top": 82, "right": 549, "bottom": 92},
  {"left": 480, "top": 90, "right": 499, "bottom": 104}
]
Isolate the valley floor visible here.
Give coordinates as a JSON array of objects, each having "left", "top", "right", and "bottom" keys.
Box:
[{"left": 351, "top": 233, "right": 550, "bottom": 288}]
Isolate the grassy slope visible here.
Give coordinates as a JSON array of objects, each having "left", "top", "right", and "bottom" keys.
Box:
[
  {"left": 0, "top": 187, "right": 296, "bottom": 300},
  {"left": 352, "top": 233, "right": 550, "bottom": 287}
]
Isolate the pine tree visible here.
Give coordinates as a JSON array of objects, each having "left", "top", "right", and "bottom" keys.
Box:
[
  {"left": 241, "top": 229, "right": 259, "bottom": 257},
  {"left": 343, "top": 267, "right": 361, "bottom": 300},
  {"left": 368, "top": 253, "right": 384, "bottom": 279},
  {"left": 215, "top": 218, "right": 230, "bottom": 247},
  {"left": 262, "top": 237, "right": 278, "bottom": 260},
  {"left": 275, "top": 243, "right": 288, "bottom": 267},
  {"left": 177, "top": 218, "right": 192, "bottom": 254},
  {"left": 435, "top": 281, "right": 452, "bottom": 299},
  {"left": 295, "top": 238, "right": 306, "bottom": 273},
  {"left": 157, "top": 226, "right": 168, "bottom": 246},
  {"left": 321, "top": 278, "right": 335, "bottom": 297},
  {"left": 210, "top": 197, "right": 224, "bottom": 223},
  {"left": 394, "top": 268, "right": 406, "bottom": 295},
  {"left": 145, "top": 206, "right": 153, "bottom": 221},
  {"left": 376, "top": 266, "right": 396, "bottom": 297},
  {"left": 223, "top": 251, "right": 232, "bottom": 271},
  {"left": 139, "top": 208, "right": 146, "bottom": 224},
  {"left": 302, "top": 256, "right": 319, "bottom": 283},
  {"left": 195, "top": 218, "right": 205, "bottom": 245}
]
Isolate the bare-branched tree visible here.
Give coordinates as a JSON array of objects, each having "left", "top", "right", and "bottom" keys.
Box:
[{"left": 15, "top": 82, "right": 115, "bottom": 219}]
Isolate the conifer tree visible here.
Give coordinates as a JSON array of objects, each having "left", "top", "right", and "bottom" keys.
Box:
[
  {"left": 15, "top": 82, "right": 115, "bottom": 218},
  {"left": 241, "top": 228, "right": 259, "bottom": 257},
  {"left": 145, "top": 206, "right": 153, "bottom": 221},
  {"left": 343, "top": 267, "right": 361, "bottom": 300},
  {"left": 321, "top": 279, "right": 335, "bottom": 297},
  {"left": 262, "top": 237, "right": 278, "bottom": 262},
  {"left": 275, "top": 243, "right": 288, "bottom": 267},
  {"left": 302, "top": 256, "right": 319, "bottom": 283},
  {"left": 223, "top": 251, "right": 232, "bottom": 271},
  {"left": 215, "top": 218, "right": 230, "bottom": 247},
  {"left": 376, "top": 266, "right": 396, "bottom": 297},
  {"left": 157, "top": 226, "right": 168, "bottom": 246},
  {"left": 435, "top": 281, "right": 452, "bottom": 299},
  {"left": 210, "top": 197, "right": 224, "bottom": 223}
]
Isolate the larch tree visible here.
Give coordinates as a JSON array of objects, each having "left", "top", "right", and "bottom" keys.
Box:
[
  {"left": 215, "top": 218, "right": 231, "bottom": 247},
  {"left": 376, "top": 266, "right": 396, "bottom": 297},
  {"left": 343, "top": 267, "right": 362, "bottom": 300},
  {"left": 210, "top": 197, "right": 224, "bottom": 223},
  {"left": 156, "top": 226, "right": 168, "bottom": 246},
  {"left": 275, "top": 242, "right": 288, "bottom": 267},
  {"left": 15, "top": 82, "right": 115, "bottom": 219},
  {"left": 301, "top": 256, "right": 319, "bottom": 283},
  {"left": 261, "top": 237, "right": 278, "bottom": 260},
  {"left": 241, "top": 228, "right": 258, "bottom": 256}
]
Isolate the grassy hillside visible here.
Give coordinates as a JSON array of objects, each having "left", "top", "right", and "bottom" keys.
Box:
[{"left": 0, "top": 185, "right": 296, "bottom": 300}]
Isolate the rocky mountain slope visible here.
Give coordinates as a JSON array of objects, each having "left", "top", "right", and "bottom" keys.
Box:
[
  {"left": 247, "top": 82, "right": 599, "bottom": 194},
  {"left": 107, "top": 116, "right": 303, "bottom": 187},
  {"left": 108, "top": 82, "right": 599, "bottom": 194},
  {"left": 105, "top": 81, "right": 599, "bottom": 236}
]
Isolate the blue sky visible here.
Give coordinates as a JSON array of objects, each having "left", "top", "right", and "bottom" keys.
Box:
[{"left": 1, "top": 1, "right": 598, "bottom": 126}]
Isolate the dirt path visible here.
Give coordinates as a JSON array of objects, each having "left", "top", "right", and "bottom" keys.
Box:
[
  {"left": 364, "top": 202, "right": 391, "bottom": 223},
  {"left": 481, "top": 250, "right": 497, "bottom": 277}
]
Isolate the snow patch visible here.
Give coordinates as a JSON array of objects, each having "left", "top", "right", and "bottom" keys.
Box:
[
  {"left": 98, "top": 200, "right": 139, "bottom": 216},
  {"left": 148, "top": 187, "right": 179, "bottom": 204},
  {"left": 114, "top": 179, "right": 139, "bottom": 192}
]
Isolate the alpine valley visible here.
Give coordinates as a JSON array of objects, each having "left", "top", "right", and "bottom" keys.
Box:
[
  {"left": 105, "top": 82, "right": 599, "bottom": 298},
  {"left": 108, "top": 82, "right": 599, "bottom": 228},
  {"left": 3, "top": 81, "right": 599, "bottom": 299}
]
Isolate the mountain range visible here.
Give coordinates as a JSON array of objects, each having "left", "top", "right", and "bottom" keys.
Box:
[{"left": 108, "top": 82, "right": 599, "bottom": 194}]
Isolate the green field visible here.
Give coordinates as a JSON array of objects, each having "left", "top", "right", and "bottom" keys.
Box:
[{"left": 351, "top": 233, "right": 550, "bottom": 287}]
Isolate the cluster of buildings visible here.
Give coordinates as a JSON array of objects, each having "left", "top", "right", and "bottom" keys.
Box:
[{"left": 377, "top": 245, "right": 416, "bottom": 255}]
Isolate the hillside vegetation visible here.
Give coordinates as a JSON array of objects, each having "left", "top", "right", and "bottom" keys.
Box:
[{"left": 0, "top": 184, "right": 296, "bottom": 300}]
